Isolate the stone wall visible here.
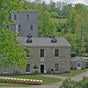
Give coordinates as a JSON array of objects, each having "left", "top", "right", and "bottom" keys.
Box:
[{"left": 28, "top": 46, "right": 71, "bottom": 74}]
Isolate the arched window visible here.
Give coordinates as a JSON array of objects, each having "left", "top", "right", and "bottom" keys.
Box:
[
  {"left": 27, "top": 14, "right": 30, "bottom": 20},
  {"left": 14, "top": 14, "right": 17, "bottom": 20},
  {"left": 77, "top": 63, "right": 81, "bottom": 67},
  {"left": 26, "top": 64, "right": 30, "bottom": 72}
]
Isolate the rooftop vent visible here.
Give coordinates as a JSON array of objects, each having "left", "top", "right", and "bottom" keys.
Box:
[
  {"left": 26, "top": 38, "right": 32, "bottom": 43},
  {"left": 27, "top": 33, "right": 32, "bottom": 38},
  {"left": 51, "top": 37, "right": 57, "bottom": 43}
]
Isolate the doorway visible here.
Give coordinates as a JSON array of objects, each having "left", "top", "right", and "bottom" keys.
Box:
[{"left": 40, "top": 65, "right": 44, "bottom": 73}]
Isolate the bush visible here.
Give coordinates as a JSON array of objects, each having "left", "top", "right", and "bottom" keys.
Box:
[
  {"left": 85, "top": 61, "right": 88, "bottom": 68},
  {"left": 15, "top": 71, "right": 20, "bottom": 75},
  {"left": 60, "top": 79, "right": 77, "bottom": 88},
  {"left": 60, "top": 77, "right": 88, "bottom": 88}
]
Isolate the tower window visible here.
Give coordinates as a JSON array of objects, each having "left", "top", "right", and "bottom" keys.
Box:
[
  {"left": 18, "top": 25, "right": 21, "bottom": 32},
  {"left": 14, "top": 14, "right": 17, "bottom": 20},
  {"left": 5, "top": 24, "right": 9, "bottom": 29},
  {"left": 27, "top": 14, "right": 30, "bottom": 20},
  {"left": 30, "top": 25, "right": 33, "bottom": 30}
]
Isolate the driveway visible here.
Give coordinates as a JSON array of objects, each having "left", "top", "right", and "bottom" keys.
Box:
[{"left": 71, "top": 71, "right": 88, "bottom": 81}]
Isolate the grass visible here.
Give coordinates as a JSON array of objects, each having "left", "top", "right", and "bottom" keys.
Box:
[
  {"left": 83, "top": 77, "right": 88, "bottom": 82},
  {"left": 0, "top": 83, "right": 29, "bottom": 87},
  {"left": 9, "top": 75, "right": 61, "bottom": 84},
  {"left": 0, "top": 75, "right": 61, "bottom": 86},
  {"left": 57, "top": 69, "right": 87, "bottom": 77}
]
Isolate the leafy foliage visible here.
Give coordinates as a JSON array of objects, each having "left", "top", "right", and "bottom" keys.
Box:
[
  {"left": 60, "top": 78, "right": 88, "bottom": 88},
  {"left": 0, "top": 29, "right": 27, "bottom": 67},
  {"left": 0, "top": 0, "right": 27, "bottom": 67},
  {"left": 60, "top": 79, "right": 76, "bottom": 88}
]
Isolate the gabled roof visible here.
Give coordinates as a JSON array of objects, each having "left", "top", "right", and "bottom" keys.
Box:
[
  {"left": 71, "top": 56, "right": 84, "bottom": 62},
  {"left": 11, "top": 10, "right": 38, "bottom": 13},
  {"left": 17, "top": 37, "right": 71, "bottom": 47}
]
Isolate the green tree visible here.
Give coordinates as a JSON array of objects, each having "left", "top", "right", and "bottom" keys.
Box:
[
  {"left": 39, "top": 11, "right": 57, "bottom": 37},
  {"left": 0, "top": 29, "right": 27, "bottom": 67},
  {"left": 0, "top": 0, "right": 27, "bottom": 67}
]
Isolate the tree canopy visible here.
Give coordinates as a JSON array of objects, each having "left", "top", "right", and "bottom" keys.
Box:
[{"left": 0, "top": 0, "right": 27, "bottom": 67}]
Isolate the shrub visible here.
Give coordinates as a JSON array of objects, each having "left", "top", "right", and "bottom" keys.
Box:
[
  {"left": 60, "top": 77, "right": 88, "bottom": 88},
  {"left": 60, "top": 79, "right": 77, "bottom": 88}
]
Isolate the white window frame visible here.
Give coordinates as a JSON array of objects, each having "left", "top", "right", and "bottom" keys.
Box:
[
  {"left": 26, "top": 64, "right": 30, "bottom": 73},
  {"left": 54, "top": 49, "right": 59, "bottom": 58},
  {"left": 54, "top": 64, "right": 59, "bottom": 71},
  {"left": 40, "top": 49, "right": 45, "bottom": 58}
]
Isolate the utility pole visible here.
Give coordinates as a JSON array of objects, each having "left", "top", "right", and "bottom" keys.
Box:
[{"left": 79, "top": 27, "right": 82, "bottom": 56}]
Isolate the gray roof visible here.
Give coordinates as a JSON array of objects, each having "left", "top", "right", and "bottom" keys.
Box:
[
  {"left": 11, "top": 10, "right": 38, "bottom": 13},
  {"left": 71, "top": 56, "right": 84, "bottom": 62},
  {"left": 17, "top": 37, "right": 71, "bottom": 47}
]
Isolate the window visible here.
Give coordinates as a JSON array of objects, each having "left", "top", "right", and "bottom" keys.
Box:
[
  {"left": 40, "top": 49, "right": 44, "bottom": 57},
  {"left": 55, "top": 49, "right": 59, "bottom": 57},
  {"left": 27, "top": 14, "right": 30, "bottom": 20},
  {"left": 55, "top": 64, "right": 59, "bottom": 71},
  {"left": 18, "top": 25, "right": 21, "bottom": 32},
  {"left": 26, "top": 64, "right": 30, "bottom": 72},
  {"left": 14, "top": 14, "right": 17, "bottom": 20},
  {"left": 5, "top": 24, "right": 9, "bottom": 29},
  {"left": 3, "top": 66, "right": 8, "bottom": 73},
  {"left": 30, "top": 25, "right": 33, "bottom": 30}
]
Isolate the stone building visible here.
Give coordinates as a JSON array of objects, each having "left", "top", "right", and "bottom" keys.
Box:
[
  {"left": 0, "top": 37, "right": 71, "bottom": 74},
  {"left": 71, "top": 56, "right": 85, "bottom": 70},
  {"left": 7, "top": 10, "right": 38, "bottom": 37}
]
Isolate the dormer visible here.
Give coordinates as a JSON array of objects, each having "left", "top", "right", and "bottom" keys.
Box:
[{"left": 51, "top": 37, "right": 57, "bottom": 43}]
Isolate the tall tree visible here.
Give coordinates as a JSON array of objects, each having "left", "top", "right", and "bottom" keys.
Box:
[{"left": 0, "top": 0, "right": 27, "bottom": 67}]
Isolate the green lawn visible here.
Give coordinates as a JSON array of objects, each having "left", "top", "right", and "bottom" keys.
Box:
[
  {"left": 9, "top": 75, "right": 61, "bottom": 84},
  {"left": 57, "top": 69, "right": 87, "bottom": 77},
  {"left": 82, "top": 77, "right": 88, "bottom": 82},
  {"left": 0, "top": 75, "right": 61, "bottom": 86},
  {"left": 0, "top": 83, "right": 29, "bottom": 87}
]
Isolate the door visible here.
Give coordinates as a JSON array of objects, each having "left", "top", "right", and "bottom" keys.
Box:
[
  {"left": 77, "top": 62, "right": 81, "bottom": 70},
  {"left": 40, "top": 65, "right": 44, "bottom": 73}
]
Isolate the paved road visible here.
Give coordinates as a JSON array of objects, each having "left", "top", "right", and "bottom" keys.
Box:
[{"left": 1, "top": 71, "right": 88, "bottom": 88}]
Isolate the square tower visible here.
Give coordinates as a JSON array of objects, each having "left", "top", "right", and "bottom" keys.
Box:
[{"left": 10, "top": 10, "right": 38, "bottom": 37}]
